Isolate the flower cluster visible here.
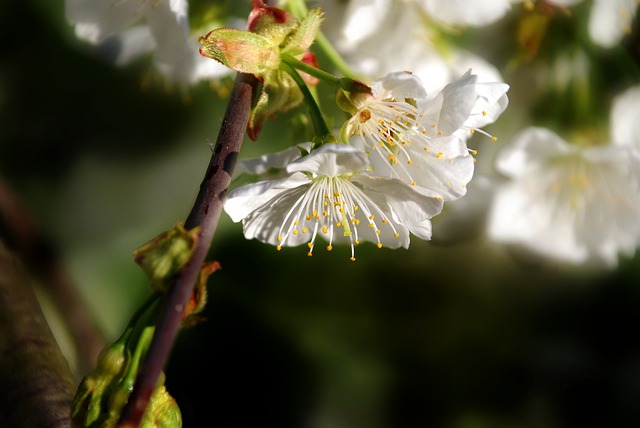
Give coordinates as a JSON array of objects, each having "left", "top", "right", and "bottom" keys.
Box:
[
  {"left": 225, "top": 70, "right": 508, "bottom": 259},
  {"left": 64, "top": 0, "right": 640, "bottom": 266}
]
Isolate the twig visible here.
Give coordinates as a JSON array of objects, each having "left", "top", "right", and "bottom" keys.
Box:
[{"left": 117, "top": 71, "right": 258, "bottom": 427}]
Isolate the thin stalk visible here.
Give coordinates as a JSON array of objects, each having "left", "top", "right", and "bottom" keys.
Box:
[
  {"left": 285, "top": 0, "right": 360, "bottom": 80},
  {"left": 281, "top": 53, "right": 341, "bottom": 87},
  {"left": 116, "top": 72, "right": 258, "bottom": 427},
  {"left": 281, "top": 60, "right": 332, "bottom": 139}
]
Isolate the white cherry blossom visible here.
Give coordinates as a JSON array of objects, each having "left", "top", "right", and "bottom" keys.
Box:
[
  {"left": 224, "top": 144, "right": 444, "bottom": 260},
  {"left": 343, "top": 71, "right": 509, "bottom": 201}
]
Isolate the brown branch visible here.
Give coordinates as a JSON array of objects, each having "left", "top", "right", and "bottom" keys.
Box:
[
  {"left": 0, "top": 224, "right": 77, "bottom": 427},
  {"left": 117, "top": 71, "right": 258, "bottom": 427},
  {"left": 0, "top": 177, "right": 106, "bottom": 375}
]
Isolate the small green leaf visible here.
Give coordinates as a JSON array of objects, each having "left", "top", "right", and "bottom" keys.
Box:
[
  {"left": 199, "top": 28, "right": 280, "bottom": 76},
  {"left": 281, "top": 8, "right": 323, "bottom": 56}
]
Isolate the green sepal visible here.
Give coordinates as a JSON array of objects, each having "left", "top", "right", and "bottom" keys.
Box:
[
  {"left": 198, "top": 28, "right": 280, "bottom": 76},
  {"left": 281, "top": 8, "right": 323, "bottom": 56},
  {"left": 336, "top": 77, "right": 373, "bottom": 114},
  {"left": 133, "top": 223, "right": 200, "bottom": 293}
]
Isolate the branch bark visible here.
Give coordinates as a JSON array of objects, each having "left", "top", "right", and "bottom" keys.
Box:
[{"left": 117, "top": 72, "right": 258, "bottom": 427}]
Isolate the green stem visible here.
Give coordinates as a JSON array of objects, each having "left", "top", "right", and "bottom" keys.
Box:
[
  {"left": 281, "top": 53, "right": 341, "bottom": 87},
  {"left": 116, "top": 292, "right": 161, "bottom": 346},
  {"left": 121, "top": 327, "right": 155, "bottom": 391},
  {"left": 285, "top": 0, "right": 360, "bottom": 80},
  {"left": 315, "top": 32, "right": 361, "bottom": 80},
  {"left": 280, "top": 60, "right": 332, "bottom": 139}
]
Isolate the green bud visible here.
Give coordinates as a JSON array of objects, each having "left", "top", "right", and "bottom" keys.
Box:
[
  {"left": 70, "top": 342, "right": 130, "bottom": 427},
  {"left": 140, "top": 385, "right": 182, "bottom": 428},
  {"left": 133, "top": 223, "right": 200, "bottom": 293},
  {"left": 199, "top": 28, "right": 280, "bottom": 77}
]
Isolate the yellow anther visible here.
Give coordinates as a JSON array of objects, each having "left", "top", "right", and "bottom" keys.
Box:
[
  {"left": 293, "top": 230, "right": 298, "bottom": 235},
  {"left": 307, "top": 242, "right": 313, "bottom": 248},
  {"left": 354, "top": 240, "right": 360, "bottom": 245},
  {"left": 482, "top": 111, "right": 487, "bottom": 116},
  {"left": 369, "top": 215, "right": 375, "bottom": 220},
  {"left": 327, "top": 245, "right": 333, "bottom": 251},
  {"left": 438, "top": 131, "right": 443, "bottom": 136},
  {"left": 492, "top": 136, "right": 498, "bottom": 142},
  {"left": 437, "top": 152, "right": 443, "bottom": 159},
  {"left": 306, "top": 215, "right": 311, "bottom": 220},
  {"left": 377, "top": 243, "right": 383, "bottom": 248},
  {"left": 350, "top": 257, "right": 356, "bottom": 261},
  {"left": 307, "top": 251, "right": 313, "bottom": 257},
  {"left": 276, "top": 245, "right": 282, "bottom": 251},
  {"left": 394, "top": 233, "right": 400, "bottom": 238},
  {"left": 302, "top": 227, "right": 308, "bottom": 233},
  {"left": 277, "top": 236, "right": 283, "bottom": 242},
  {"left": 407, "top": 160, "right": 412, "bottom": 165}
]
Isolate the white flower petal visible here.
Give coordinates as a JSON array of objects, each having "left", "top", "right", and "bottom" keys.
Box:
[
  {"left": 611, "top": 84, "right": 640, "bottom": 149},
  {"left": 224, "top": 173, "right": 310, "bottom": 223},
  {"left": 421, "top": 70, "right": 478, "bottom": 135},
  {"left": 494, "top": 127, "right": 571, "bottom": 177},
  {"left": 234, "top": 143, "right": 312, "bottom": 178},
  {"left": 287, "top": 144, "right": 369, "bottom": 177},
  {"left": 372, "top": 71, "right": 428, "bottom": 107}
]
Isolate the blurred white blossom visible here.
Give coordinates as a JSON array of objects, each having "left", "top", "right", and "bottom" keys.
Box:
[
  {"left": 487, "top": 125, "right": 640, "bottom": 267},
  {"left": 322, "top": 0, "right": 505, "bottom": 94},
  {"left": 65, "top": 0, "right": 233, "bottom": 85},
  {"left": 547, "top": 0, "right": 639, "bottom": 48}
]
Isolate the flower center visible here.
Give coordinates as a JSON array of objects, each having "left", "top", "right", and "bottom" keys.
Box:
[{"left": 275, "top": 175, "right": 401, "bottom": 260}]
